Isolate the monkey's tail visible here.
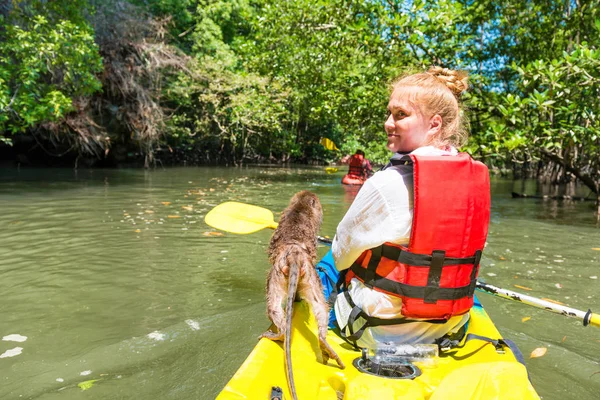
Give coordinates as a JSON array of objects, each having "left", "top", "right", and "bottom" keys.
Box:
[{"left": 285, "top": 259, "right": 300, "bottom": 400}]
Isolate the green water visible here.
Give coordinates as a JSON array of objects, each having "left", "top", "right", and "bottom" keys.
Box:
[{"left": 0, "top": 166, "right": 598, "bottom": 400}]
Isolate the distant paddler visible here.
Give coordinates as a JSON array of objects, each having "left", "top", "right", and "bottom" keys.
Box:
[{"left": 340, "top": 149, "right": 373, "bottom": 186}]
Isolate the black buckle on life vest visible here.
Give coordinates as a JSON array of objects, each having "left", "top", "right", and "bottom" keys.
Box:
[
  {"left": 336, "top": 286, "right": 446, "bottom": 349},
  {"left": 424, "top": 250, "right": 446, "bottom": 304}
]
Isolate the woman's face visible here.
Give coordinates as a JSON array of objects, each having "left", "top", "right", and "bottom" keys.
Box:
[{"left": 384, "top": 87, "right": 434, "bottom": 153}]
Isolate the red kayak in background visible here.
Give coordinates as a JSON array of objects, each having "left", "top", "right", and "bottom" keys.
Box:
[{"left": 341, "top": 174, "right": 366, "bottom": 185}]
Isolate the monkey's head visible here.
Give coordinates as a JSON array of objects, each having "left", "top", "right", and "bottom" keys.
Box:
[{"left": 288, "top": 190, "right": 323, "bottom": 225}]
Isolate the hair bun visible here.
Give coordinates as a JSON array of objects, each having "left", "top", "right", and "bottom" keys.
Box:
[{"left": 427, "top": 66, "right": 469, "bottom": 97}]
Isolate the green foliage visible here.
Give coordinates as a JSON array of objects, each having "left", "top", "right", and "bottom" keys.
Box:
[
  {"left": 0, "top": 3, "right": 102, "bottom": 137},
  {"left": 163, "top": 60, "right": 291, "bottom": 163},
  {"left": 492, "top": 41, "right": 600, "bottom": 191},
  {"left": 1, "top": 0, "right": 599, "bottom": 194}
]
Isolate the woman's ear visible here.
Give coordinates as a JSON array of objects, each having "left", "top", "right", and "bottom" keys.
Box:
[{"left": 428, "top": 114, "right": 442, "bottom": 136}]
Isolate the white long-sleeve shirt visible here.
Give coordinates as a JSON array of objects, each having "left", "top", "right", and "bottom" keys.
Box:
[{"left": 332, "top": 146, "right": 468, "bottom": 347}]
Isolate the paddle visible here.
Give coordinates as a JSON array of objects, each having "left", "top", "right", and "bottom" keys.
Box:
[
  {"left": 205, "top": 201, "right": 332, "bottom": 244},
  {"left": 205, "top": 202, "right": 599, "bottom": 328},
  {"left": 475, "top": 281, "right": 599, "bottom": 328}
]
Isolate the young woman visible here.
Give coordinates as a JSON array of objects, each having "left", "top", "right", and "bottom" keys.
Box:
[{"left": 326, "top": 67, "right": 491, "bottom": 349}]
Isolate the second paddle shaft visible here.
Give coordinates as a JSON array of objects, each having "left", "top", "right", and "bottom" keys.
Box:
[{"left": 476, "top": 281, "right": 599, "bottom": 328}]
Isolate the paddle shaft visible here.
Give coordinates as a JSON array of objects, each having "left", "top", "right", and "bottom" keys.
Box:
[
  {"left": 317, "top": 235, "right": 332, "bottom": 246},
  {"left": 318, "top": 237, "right": 599, "bottom": 328},
  {"left": 206, "top": 202, "right": 599, "bottom": 328},
  {"left": 476, "top": 281, "right": 599, "bottom": 328}
]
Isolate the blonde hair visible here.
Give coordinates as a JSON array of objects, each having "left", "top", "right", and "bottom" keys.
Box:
[{"left": 392, "top": 66, "right": 469, "bottom": 149}]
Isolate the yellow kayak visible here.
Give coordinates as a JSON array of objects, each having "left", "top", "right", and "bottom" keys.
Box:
[{"left": 217, "top": 297, "right": 540, "bottom": 400}]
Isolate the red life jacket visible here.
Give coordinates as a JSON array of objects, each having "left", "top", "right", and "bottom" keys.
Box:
[
  {"left": 347, "top": 154, "right": 366, "bottom": 178},
  {"left": 346, "top": 153, "right": 490, "bottom": 320}
]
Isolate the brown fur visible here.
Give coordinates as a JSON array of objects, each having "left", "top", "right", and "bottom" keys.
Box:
[{"left": 260, "top": 191, "right": 344, "bottom": 400}]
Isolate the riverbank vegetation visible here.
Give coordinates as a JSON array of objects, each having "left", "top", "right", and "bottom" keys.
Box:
[{"left": 1, "top": 0, "right": 598, "bottom": 203}]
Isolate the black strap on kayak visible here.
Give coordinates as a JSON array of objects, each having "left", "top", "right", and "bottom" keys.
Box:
[
  {"left": 437, "top": 332, "right": 525, "bottom": 363},
  {"left": 436, "top": 332, "right": 530, "bottom": 380},
  {"left": 462, "top": 334, "right": 527, "bottom": 366},
  {"left": 434, "top": 330, "right": 531, "bottom": 382}
]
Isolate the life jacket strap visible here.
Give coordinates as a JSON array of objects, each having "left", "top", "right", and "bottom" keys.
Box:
[
  {"left": 336, "top": 286, "right": 446, "bottom": 349},
  {"left": 379, "top": 243, "right": 481, "bottom": 266},
  {"left": 350, "top": 244, "right": 483, "bottom": 303}
]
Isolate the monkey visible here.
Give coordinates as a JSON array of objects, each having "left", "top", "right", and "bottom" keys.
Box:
[{"left": 261, "top": 190, "right": 345, "bottom": 400}]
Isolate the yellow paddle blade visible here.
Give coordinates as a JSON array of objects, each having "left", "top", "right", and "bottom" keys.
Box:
[
  {"left": 204, "top": 202, "right": 279, "bottom": 234},
  {"left": 590, "top": 312, "right": 600, "bottom": 328},
  {"left": 320, "top": 137, "right": 339, "bottom": 151}
]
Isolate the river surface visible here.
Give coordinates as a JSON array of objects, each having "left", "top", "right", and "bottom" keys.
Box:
[{"left": 0, "top": 166, "right": 599, "bottom": 400}]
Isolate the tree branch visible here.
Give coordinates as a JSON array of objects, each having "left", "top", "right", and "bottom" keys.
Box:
[{"left": 540, "top": 148, "right": 599, "bottom": 194}]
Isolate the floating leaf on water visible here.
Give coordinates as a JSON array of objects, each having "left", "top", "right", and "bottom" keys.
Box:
[
  {"left": 561, "top": 336, "right": 567, "bottom": 343},
  {"left": 161, "top": 202, "right": 171, "bottom": 206},
  {"left": 78, "top": 379, "right": 100, "bottom": 391},
  {"left": 499, "top": 256, "right": 506, "bottom": 260},
  {"left": 521, "top": 317, "right": 531, "bottom": 323},
  {"left": 182, "top": 206, "right": 193, "bottom": 211},
  {"left": 530, "top": 347, "right": 547, "bottom": 358},
  {"left": 555, "top": 283, "right": 563, "bottom": 289},
  {"left": 590, "top": 276, "right": 598, "bottom": 280},
  {"left": 145, "top": 210, "right": 154, "bottom": 214},
  {"left": 592, "top": 248, "right": 600, "bottom": 251},
  {"left": 209, "top": 188, "right": 215, "bottom": 192},
  {"left": 167, "top": 215, "right": 181, "bottom": 219},
  {"left": 541, "top": 298, "right": 565, "bottom": 305},
  {"left": 514, "top": 284, "right": 533, "bottom": 291},
  {"left": 590, "top": 371, "right": 600, "bottom": 378},
  {"left": 203, "top": 231, "right": 224, "bottom": 237},
  {"left": 134, "top": 229, "right": 141, "bottom": 233}
]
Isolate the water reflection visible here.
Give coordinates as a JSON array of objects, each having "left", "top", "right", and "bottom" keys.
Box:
[{"left": 342, "top": 183, "right": 362, "bottom": 205}]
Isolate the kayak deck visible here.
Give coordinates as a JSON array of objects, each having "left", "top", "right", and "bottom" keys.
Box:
[{"left": 217, "top": 299, "right": 539, "bottom": 400}]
